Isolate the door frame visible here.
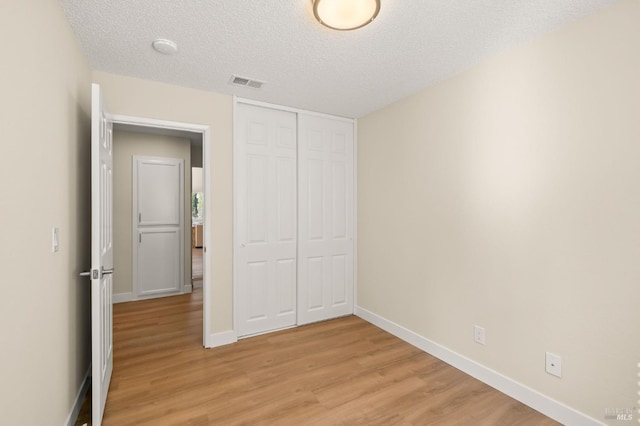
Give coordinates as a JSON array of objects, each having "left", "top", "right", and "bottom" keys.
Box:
[
  {"left": 111, "top": 113, "right": 212, "bottom": 347},
  {"left": 232, "top": 96, "right": 356, "bottom": 337}
]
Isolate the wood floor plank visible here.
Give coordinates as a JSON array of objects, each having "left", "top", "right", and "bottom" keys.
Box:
[{"left": 99, "top": 289, "right": 559, "bottom": 425}]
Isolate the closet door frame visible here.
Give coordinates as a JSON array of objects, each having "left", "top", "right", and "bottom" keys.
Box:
[{"left": 232, "top": 97, "right": 357, "bottom": 337}]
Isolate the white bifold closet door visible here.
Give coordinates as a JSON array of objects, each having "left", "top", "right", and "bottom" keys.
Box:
[
  {"left": 297, "top": 115, "right": 354, "bottom": 325},
  {"left": 236, "top": 104, "right": 298, "bottom": 337}
]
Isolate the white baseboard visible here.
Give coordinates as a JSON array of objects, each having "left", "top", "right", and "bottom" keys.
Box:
[
  {"left": 206, "top": 330, "right": 237, "bottom": 348},
  {"left": 65, "top": 365, "right": 90, "bottom": 426},
  {"left": 355, "top": 306, "right": 604, "bottom": 426},
  {"left": 113, "top": 288, "right": 192, "bottom": 304},
  {"left": 113, "top": 292, "right": 134, "bottom": 304}
]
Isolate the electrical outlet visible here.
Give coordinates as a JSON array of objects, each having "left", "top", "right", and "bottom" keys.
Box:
[
  {"left": 473, "top": 325, "right": 485, "bottom": 345},
  {"left": 545, "top": 352, "right": 562, "bottom": 378}
]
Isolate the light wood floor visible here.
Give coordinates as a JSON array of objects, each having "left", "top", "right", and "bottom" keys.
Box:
[{"left": 99, "top": 290, "right": 558, "bottom": 425}]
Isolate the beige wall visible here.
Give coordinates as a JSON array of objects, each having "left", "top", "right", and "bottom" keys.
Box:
[
  {"left": 0, "top": 0, "right": 92, "bottom": 424},
  {"left": 357, "top": 0, "right": 639, "bottom": 422},
  {"left": 94, "top": 71, "right": 234, "bottom": 333},
  {"left": 113, "top": 131, "right": 192, "bottom": 296}
]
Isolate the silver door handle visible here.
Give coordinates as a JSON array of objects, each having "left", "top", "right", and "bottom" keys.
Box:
[
  {"left": 101, "top": 267, "right": 115, "bottom": 275},
  {"left": 80, "top": 269, "right": 100, "bottom": 279}
]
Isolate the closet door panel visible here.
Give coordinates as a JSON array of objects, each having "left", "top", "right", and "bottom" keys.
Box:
[
  {"left": 246, "top": 261, "right": 269, "bottom": 321},
  {"left": 276, "top": 258, "right": 296, "bottom": 315},
  {"left": 331, "top": 254, "right": 347, "bottom": 306},
  {"left": 236, "top": 104, "right": 297, "bottom": 337},
  {"left": 298, "top": 115, "right": 354, "bottom": 325},
  {"left": 332, "top": 161, "right": 348, "bottom": 239},
  {"left": 247, "top": 154, "right": 268, "bottom": 244},
  {"left": 306, "top": 256, "right": 325, "bottom": 311},
  {"left": 276, "top": 157, "right": 296, "bottom": 242},
  {"left": 307, "top": 159, "right": 325, "bottom": 240}
]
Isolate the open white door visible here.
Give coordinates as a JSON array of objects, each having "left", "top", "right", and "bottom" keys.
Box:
[{"left": 90, "top": 83, "right": 114, "bottom": 426}]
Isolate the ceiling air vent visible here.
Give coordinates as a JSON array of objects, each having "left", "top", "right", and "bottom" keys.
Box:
[{"left": 230, "top": 75, "right": 264, "bottom": 89}]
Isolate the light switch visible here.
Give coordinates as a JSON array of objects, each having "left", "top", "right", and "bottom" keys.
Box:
[{"left": 52, "top": 227, "right": 59, "bottom": 252}]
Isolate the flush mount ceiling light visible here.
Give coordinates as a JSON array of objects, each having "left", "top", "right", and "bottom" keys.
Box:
[
  {"left": 152, "top": 38, "right": 178, "bottom": 55},
  {"left": 312, "top": 0, "right": 380, "bottom": 31}
]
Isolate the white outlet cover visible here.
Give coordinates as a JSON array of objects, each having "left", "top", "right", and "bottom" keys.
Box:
[
  {"left": 473, "top": 325, "right": 485, "bottom": 345},
  {"left": 545, "top": 352, "right": 562, "bottom": 377}
]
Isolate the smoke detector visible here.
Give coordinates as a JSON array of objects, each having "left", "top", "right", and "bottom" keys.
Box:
[{"left": 152, "top": 39, "right": 178, "bottom": 55}]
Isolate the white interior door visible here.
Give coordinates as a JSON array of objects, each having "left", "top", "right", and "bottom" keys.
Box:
[
  {"left": 297, "top": 114, "right": 354, "bottom": 325},
  {"left": 133, "top": 156, "right": 183, "bottom": 297},
  {"left": 235, "top": 103, "right": 297, "bottom": 337},
  {"left": 90, "top": 83, "right": 114, "bottom": 426}
]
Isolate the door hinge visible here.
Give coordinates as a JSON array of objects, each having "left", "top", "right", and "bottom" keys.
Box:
[
  {"left": 139, "top": 212, "right": 142, "bottom": 223},
  {"left": 139, "top": 234, "right": 142, "bottom": 244}
]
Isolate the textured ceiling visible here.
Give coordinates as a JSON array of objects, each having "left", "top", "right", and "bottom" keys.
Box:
[{"left": 59, "top": 0, "right": 619, "bottom": 118}]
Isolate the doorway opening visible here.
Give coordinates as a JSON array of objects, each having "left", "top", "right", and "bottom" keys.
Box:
[{"left": 111, "top": 114, "right": 212, "bottom": 346}]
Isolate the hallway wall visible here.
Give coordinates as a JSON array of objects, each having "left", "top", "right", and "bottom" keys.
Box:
[{"left": 0, "top": 0, "right": 92, "bottom": 423}]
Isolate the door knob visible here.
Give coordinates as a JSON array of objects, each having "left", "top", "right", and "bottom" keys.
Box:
[{"left": 80, "top": 269, "right": 100, "bottom": 279}]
